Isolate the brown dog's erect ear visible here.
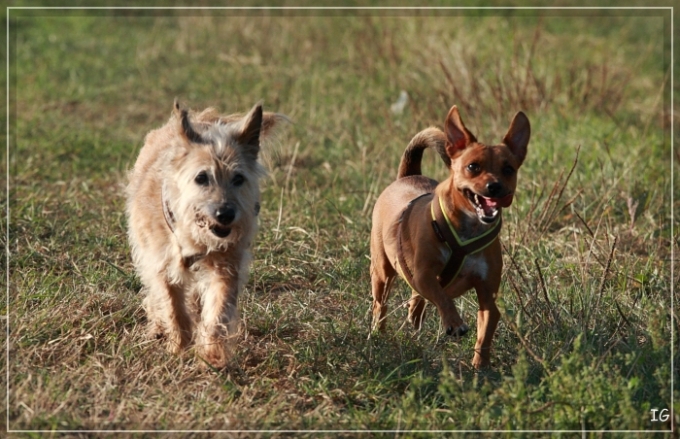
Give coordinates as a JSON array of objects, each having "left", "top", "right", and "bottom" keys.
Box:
[
  {"left": 444, "top": 105, "right": 477, "bottom": 158},
  {"left": 174, "top": 99, "right": 204, "bottom": 144},
  {"left": 238, "top": 103, "right": 263, "bottom": 160},
  {"left": 502, "top": 111, "right": 530, "bottom": 165}
]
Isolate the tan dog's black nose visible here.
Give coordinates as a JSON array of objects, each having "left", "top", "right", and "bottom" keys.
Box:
[{"left": 216, "top": 205, "right": 236, "bottom": 225}]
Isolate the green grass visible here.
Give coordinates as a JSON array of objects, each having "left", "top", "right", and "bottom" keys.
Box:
[{"left": 4, "top": 5, "right": 677, "bottom": 436}]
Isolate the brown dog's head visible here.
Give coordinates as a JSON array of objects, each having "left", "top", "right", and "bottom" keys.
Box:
[{"left": 444, "top": 106, "right": 530, "bottom": 224}]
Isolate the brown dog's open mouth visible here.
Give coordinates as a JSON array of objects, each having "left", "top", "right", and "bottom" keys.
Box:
[
  {"left": 464, "top": 189, "right": 513, "bottom": 224},
  {"left": 210, "top": 225, "right": 232, "bottom": 238}
]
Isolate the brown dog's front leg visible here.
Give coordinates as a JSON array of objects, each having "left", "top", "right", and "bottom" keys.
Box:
[
  {"left": 471, "top": 287, "right": 500, "bottom": 369},
  {"left": 414, "top": 275, "right": 468, "bottom": 337}
]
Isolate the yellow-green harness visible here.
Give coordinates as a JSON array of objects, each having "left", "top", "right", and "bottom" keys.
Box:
[{"left": 396, "top": 194, "right": 501, "bottom": 292}]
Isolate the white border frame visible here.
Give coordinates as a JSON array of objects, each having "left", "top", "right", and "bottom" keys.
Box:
[{"left": 4, "top": 5, "right": 674, "bottom": 435}]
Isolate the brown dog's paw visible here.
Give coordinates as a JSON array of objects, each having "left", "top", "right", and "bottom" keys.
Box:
[
  {"left": 446, "top": 324, "right": 469, "bottom": 338},
  {"left": 472, "top": 353, "right": 490, "bottom": 370}
]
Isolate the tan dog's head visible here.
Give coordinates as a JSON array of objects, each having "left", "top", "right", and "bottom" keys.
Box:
[
  {"left": 444, "top": 106, "right": 530, "bottom": 224},
  {"left": 163, "top": 101, "right": 277, "bottom": 252}
]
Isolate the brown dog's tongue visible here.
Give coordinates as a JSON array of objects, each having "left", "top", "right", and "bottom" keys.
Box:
[
  {"left": 497, "top": 193, "right": 513, "bottom": 207},
  {"left": 483, "top": 193, "right": 514, "bottom": 208}
]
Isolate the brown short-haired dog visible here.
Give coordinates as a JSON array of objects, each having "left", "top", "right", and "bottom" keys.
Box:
[
  {"left": 370, "top": 105, "right": 529, "bottom": 369},
  {"left": 126, "top": 100, "right": 286, "bottom": 368}
]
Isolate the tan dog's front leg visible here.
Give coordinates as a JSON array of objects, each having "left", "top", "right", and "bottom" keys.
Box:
[
  {"left": 197, "top": 267, "right": 240, "bottom": 369},
  {"left": 144, "top": 274, "right": 193, "bottom": 354},
  {"left": 471, "top": 285, "right": 500, "bottom": 369}
]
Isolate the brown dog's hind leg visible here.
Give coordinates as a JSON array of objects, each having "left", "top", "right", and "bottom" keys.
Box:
[
  {"left": 371, "top": 274, "right": 396, "bottom": 332},
  {"left": 407, "top": 291, "right": 427, "bottom": 330},
  {"left": 370, "top": 254, "right": 397, "bottom": 332}
]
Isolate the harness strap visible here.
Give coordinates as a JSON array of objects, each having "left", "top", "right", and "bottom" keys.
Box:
[{"left": 431, "top": 195, "right": 502, "bottom": 288}]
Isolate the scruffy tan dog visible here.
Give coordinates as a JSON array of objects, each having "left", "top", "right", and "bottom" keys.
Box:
[
  {"left": 370, "top": 105, "right": 529, "bottom": 369},
  {"left": 126, "top": 100, "right": 286, "bottom": 368}
]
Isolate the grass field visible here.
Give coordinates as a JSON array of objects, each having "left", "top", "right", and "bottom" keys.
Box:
[{"left": 4, "top": 4, "right": 678, "bottom": 437}]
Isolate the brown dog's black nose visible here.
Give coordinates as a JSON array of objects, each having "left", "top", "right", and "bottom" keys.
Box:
[
  {"left": 486, "top": 182, "right": 503, "bottom": 197},
  {"left": 215, "top": 205, "right": 236, "bottom": 225}
]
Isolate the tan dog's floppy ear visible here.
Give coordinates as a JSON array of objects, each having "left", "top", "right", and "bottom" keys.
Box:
[
  {"left": 238, "top": 102, "right": 263, "bottom": 160},
  {"left": 173, "top": 99, "right": 204, "bottom": 144},
  {"left": 445, "top": 105, "right": 477, "bottom": 158},
  {"left": 502, "top": 111, "right": 530, "bottom": 165}
]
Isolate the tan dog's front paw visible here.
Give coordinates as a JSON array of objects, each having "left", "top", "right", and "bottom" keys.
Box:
[
  {"left": 198, "top": 340, "right": 230, "bottom": 369},
  {"left": 146, "top": 320, "right": 165, "bottom": 341},
  {"left": 166, "top": 328, "right": 191, "bottom": 355}
]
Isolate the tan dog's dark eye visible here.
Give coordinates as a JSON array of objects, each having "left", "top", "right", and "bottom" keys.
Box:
[
  {"left": 502, "top": 165, "right": 515, "bottom": 176},
  {"left": 467, "top": 163, "right": 481, "bottom": 174},
  {"left": 194, "top": 171, "right": 209, "bottom": 186},
  {"left": 232, "top": 174, "right": 245, "bottom": 186}
]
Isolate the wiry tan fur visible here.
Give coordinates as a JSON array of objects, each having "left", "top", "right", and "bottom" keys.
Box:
[{"left": 126, "top": 100, "right": 287, "bottom": 368}]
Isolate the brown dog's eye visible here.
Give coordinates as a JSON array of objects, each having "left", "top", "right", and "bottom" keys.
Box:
[
  {"left": 232, "top": 174, "right": 245, "bottom": 187},
  {"left": 502, "top": 165, "right": 515, "bottom": 176},
  {"left": 467, "top": 163, "right": 481, "bottom": 174},
  {"left": 194, "top": 171, "right": 209, "bottom": 186}
]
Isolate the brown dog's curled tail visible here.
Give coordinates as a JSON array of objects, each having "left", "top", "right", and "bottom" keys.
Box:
[{"left": 397, "top": 127, "right": 450, "bottom": 179}]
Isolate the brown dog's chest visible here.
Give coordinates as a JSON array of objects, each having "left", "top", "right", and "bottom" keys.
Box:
[{"left": 396, "top": 193, "right": 501, "bottom": 294}]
